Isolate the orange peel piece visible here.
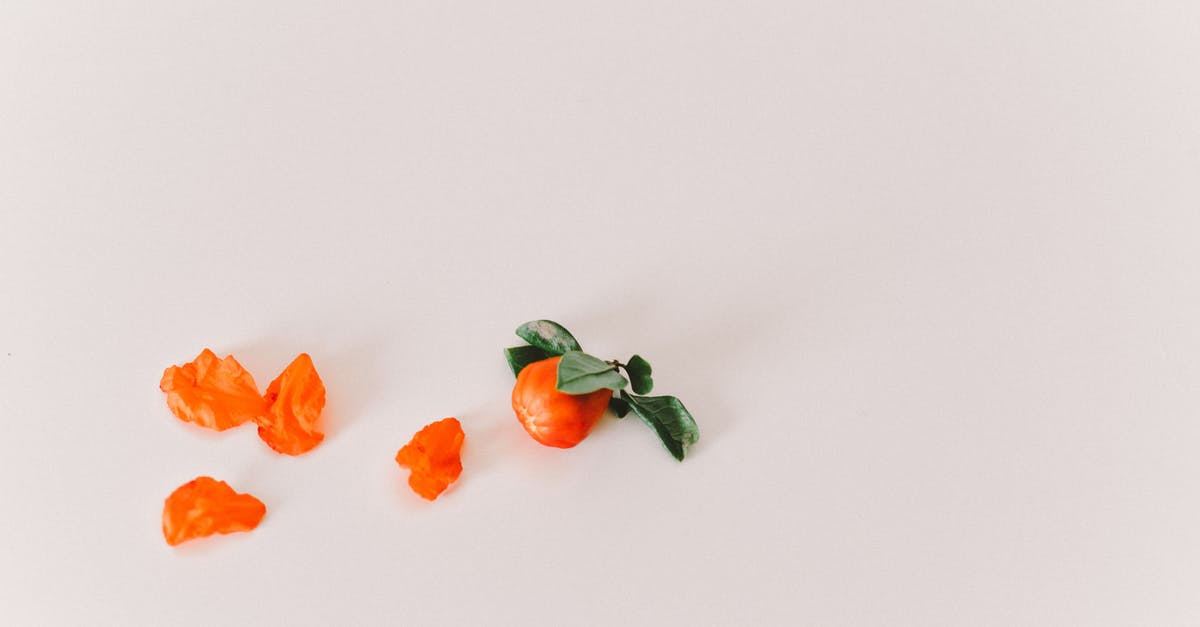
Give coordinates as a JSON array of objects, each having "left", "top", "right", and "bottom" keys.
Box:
[
  {"left": 160, "top": 349, "right": 265, "bottom": 431},
  {"left": 162, "top": 476, "right": 266, "bottom": 546},
  {"left": 395, "top": 417, "right": 465, "bottom": 500},
  {"left": 255, "top": 353, "right": 326, "bottom": 455}
]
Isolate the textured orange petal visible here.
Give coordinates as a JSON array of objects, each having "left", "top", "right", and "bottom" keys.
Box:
[
  {"left": 160, "top": 349, "right": 265, "bottom": 431},
  {"left": 395, "top": 417, "right": 465, "bottom": 500},
  {"left": 162, "top": 476, "right": 266, "bottom": 546},
  {"left": 255, "top": 353, "right": 326, "bottom": 455}
]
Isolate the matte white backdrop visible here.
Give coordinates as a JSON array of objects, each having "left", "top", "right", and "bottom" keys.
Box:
[{"left": 2, "top": 2, "right": 1199, "bottom": 625}]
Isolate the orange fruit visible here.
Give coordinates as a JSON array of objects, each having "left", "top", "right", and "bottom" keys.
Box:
[{"left": 512, "top": 356, "right": 611, "bottom": 448}]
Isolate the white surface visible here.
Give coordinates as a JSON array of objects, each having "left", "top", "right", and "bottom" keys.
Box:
[{"left": 2, "top": 2, "right": 1199, "bottom": 625}]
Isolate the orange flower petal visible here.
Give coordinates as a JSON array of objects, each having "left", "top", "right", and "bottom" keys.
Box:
[
  {"left": 162, "top": 476, "right": 266, "bottom": 546},
  {"left": 255, "top": 353, "right": 326, "bottom": 455},
  {"left": 395, "top": 417, "right": 465, "bottom": 500},
  {"left": 160, "top": 349, "right": 265, "bottom": 431}
]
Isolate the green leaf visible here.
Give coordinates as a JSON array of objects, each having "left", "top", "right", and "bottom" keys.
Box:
[
  {"left": 515, "top": 320, "right": 582, "bottom": 355},
  {"left": 504, "top": 345, "right": 554, "bottom": 377},
  {"left": 608, "top": 396, "right": 631, "bottom": 418},
  {"left": 625, "top": 354, "right": 654, "bottom": 394},
  {"left": 556, "top": 351, "right": 628, "bottom": 395},
  {"left": 621, "top": 391, "right": 699, "bottom": 461}
]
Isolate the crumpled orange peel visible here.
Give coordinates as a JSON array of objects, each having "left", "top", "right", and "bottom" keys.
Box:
[
  {"left": 255, "top": 353, "right": 326, "bottom": 456},
  {"left": 162, "top": 476, "right": 266, "bottom": 546},
  {"left": 395, "top": 417, "right": 465, "bottom": 501},
  {"left": 160, "top": 349, "right": 265, "bottom": 431}
]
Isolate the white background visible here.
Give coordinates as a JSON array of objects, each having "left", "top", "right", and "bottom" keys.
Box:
[{"left": 2, "top": 2, "right": 1199, "bottom": 625}]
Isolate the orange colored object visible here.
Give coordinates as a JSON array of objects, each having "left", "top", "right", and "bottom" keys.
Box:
[
  {"left": 162, "top": 476, "right": 266, "bottom": 546},
  {"left": 395, "top": 417, "right": 465, "bottom": 500},
  {"left": 512, "top": 356, "right": 611, "bottom": 448},
  {"left": 160, "top": 349, "right": 265, "bottom": 431},
  {"left": 256, "top": 353, "right": 326, "bottom": 456}
]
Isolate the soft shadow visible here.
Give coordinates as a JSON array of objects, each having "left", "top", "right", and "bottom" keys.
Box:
[
  {"left": 566, "top": 291, "right": 656, "bottom": 343},
  {"left": 572, "top": 289, "right": 788, "bottom": 454},
  {"left": 311, "top": 339, "right": 387, "bottom": 441},
  {"left": 457, "top": 398, "right": 522, "bottom": 479},
  {"left": 168, "top": 531, "right": 260, "bottom": 557}
]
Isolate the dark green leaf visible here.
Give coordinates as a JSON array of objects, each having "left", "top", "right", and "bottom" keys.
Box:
[
  {"left": 625, "top": 354, "right": 654, "bottom": 394},
  {"left": 504, "top": 345, "right": 554, "bottom": 377},
  {"left": 556, "top": 351, "right": 628, "bottom": 395},
  {"left": 621, "top": 391, "right": 699, "bottom": 461},
  {"left": 515, "top": 320, "right": 582, "bottom": 355},
  {"left": 608, "top": 396, "right": 631, "bottom": 418}
]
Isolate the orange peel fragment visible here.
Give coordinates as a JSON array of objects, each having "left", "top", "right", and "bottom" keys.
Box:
[
  {"left": 160, "top": 349, "right": 265, "bottom": 431},
  {"left": 395, "top": 417, "right": 465, "bottom": 500},
  {"left": 255, "top": 353, "right": 326, "bottom": 456},
  {"left": 162, "top": 476, "right": 266, "bottom": 546}
]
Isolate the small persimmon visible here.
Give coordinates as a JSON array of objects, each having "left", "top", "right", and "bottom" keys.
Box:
[{"left": 511, "top": 356, "right": 611, "bottom": 448}]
